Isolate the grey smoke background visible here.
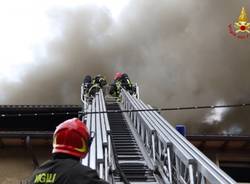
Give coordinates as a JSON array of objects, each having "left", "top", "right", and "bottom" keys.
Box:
[{"left": 1, "top": 0, "right": 250, "bottom": 134}]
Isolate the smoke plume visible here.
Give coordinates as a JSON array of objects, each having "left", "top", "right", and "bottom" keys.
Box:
[{"left": 1, "top": 0, "right": 250, "bottom": 134}]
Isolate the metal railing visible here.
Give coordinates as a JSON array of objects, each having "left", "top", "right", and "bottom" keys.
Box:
[
  {"left": 81, "top": 90, "right": 111, "bottom": 181},
  {"left": 121, "top": 89, "right": 236, "bottom": 184}
]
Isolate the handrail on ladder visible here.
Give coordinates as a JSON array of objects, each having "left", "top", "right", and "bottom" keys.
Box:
[{"left": 121, "top": 89, "right": 237, "bottom": 184}]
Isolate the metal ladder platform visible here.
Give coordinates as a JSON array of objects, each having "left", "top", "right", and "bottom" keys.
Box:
[
  {"left": 81, "top": 88, "right": 236, "bottom": 184},
  {"left": 106, "top": 101, "right": 157, "bottom": 183}
]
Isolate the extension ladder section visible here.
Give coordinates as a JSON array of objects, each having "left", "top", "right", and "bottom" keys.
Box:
[
  {"left": 81, "top": 90, "right": 111, "bottom": 181},
  {"left": 81, "top": 87, "right": 237, "bottom": 184},
  {"left": 121, "top": 89, "right": 237, "bottom": 184},
  {"left": 106, "top": 101, "right": 157, "bottom": 183}
]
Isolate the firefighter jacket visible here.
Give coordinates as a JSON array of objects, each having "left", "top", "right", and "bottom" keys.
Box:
[
  {"left": 88, "top": 83, "right": 101, "bottom": 97},
  {"left": 87, "top": 76, "right": 107, "bottom": 97},
  {"left": 109, "top": 81, "right": 121, "bottom": 97},
  {"left": 29, "top": 156, "right": 109, "bottom": 184},
  {"left": 92, "top": 76, "right": 107, "bottom": 88},
  {"left": 109, "top": 74, "right": 135, "bottom": 97}
]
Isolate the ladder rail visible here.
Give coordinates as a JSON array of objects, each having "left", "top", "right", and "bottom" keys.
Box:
[
  {"left": 121, "top": 89, "right": 237, "bottom": 184},
  {"left": 122, "top": 89, "right": 156, "bottom": 162},
  {"left": 81, "top": 90, "right": 110, "bottom": 182},
  {"left": 122, "top": 90, "right": 195, "bottom": 184},
  {"left": 146, "top": 103, "right": 235, "bottom": 184}
]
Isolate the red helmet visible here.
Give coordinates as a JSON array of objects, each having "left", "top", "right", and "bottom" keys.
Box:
[
  {"left": 52, "top": 118, "right": 91, "bottom": 158},
  {"left": 114, "top": 72, "right": 123, "bottom": 80}
]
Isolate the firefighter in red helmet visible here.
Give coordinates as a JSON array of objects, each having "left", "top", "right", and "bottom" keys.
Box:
[
  {"left": 29, "top": 118, "right": 109, "bottom": 184},
  {"left": 114, "top": 72, "right": 123, "bottom": 80},
  {"left": 110, "top": 72, "right": 136, "bottom": 98}
]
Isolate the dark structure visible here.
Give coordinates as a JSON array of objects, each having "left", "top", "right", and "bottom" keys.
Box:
[
  {"left": 0, "top": 105, "right": 81, "bottom": 131},
  {"left": 0, "top": 105, "right": 250, "bottom": 183},
  {"left": 187, "top": 135, "right": 250, "bottom": 183}
]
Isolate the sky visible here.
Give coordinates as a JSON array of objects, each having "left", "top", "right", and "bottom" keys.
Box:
[{"left": 0, "top": 0, "right": 250, "bottom": 134}]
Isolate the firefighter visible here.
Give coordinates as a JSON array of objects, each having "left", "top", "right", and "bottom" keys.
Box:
[
  {"left": 88, "top": 74, "right": 107, "bottom": 98},
  {"left": 28, "top": 118, "right": 109, "bottom": 184},
  {"left": 83, "top": 75, "right": 92, "bottom": 95},
  {"left": 109, "top": 72, "right": 122, "bottom": 98},
  {"left": 109, "top": 72, "right": 135, "bottom": 98},
  {"left": 119, "top": 73, "right": 133, "bottom": 93}
]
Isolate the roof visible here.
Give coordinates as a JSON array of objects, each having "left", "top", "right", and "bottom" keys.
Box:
[
  {"left": 1, "top": 105, "right": 250, "bottom": 153},
  {"left": 187, "top": 135, "right": 250, "bottom": 152},
  {"left": 0, "top": 105, "right": 81, "bottom": 131}
]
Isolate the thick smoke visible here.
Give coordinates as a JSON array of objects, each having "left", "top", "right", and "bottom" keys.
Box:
[{"left": 1, "top": 0, "right": 250, "bottom": 134}]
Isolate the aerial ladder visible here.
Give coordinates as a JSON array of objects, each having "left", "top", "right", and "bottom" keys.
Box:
[{"left": 80, "top": 84, "right": 237, "bottom": 184}]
